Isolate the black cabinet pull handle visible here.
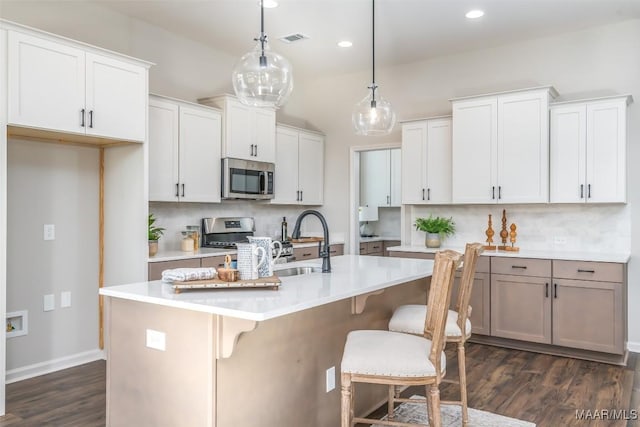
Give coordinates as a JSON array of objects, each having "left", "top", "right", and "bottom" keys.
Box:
[
  {"left": 577, "top": 269, "right": 595, "bottom": 273},
  {"left": 422, "top": 189, "right": 425, "bottom": 200},
  {"left": 545, "top": 283, "right": 549, "bottom": 298},
  {"left": 89, "top": 110, "right": 94, "bottom": 128},
  {"left": 512, "top": 265, "right": 527, "bottom": 269},
  {"left": 303, "top": 252, "right": 312, "bottom": 257},
  {"left": 554, "top": 283, "right": 558, "bottom": 298},
  {"left": 80, "top": 109, "right": 85, "bottom": 127},
  {"left": 387, "top": 195, "right": 390, "bottom": 205},
  {"left": 250, "top": 144, "right": 254, "bottom": 156},
  {"left": 492, "top": 186, "right": 495, "bottom": 199},
  {"left": 580, "top": 184, "right": 584, "bottom": 199},
  {"left": 181, "top": 184, "right": 185, "bottom": 197},
  {"left": 255, "top": 144, "right": 258, "bottom": 157},
  {"left": 300, "top": 190, "right": 303, "bottom": 201},
  {"left": 175, "top": 183, "right": 179, "bottom": 197},
  {"left": 588, "top": 184, "right": 591, "bottom": 198},
  {"left": 498, "top": 186, "right": 502, "bottom": 199},
  {"left": 427, "top": 188, "right": 430, "bottom": 201}
]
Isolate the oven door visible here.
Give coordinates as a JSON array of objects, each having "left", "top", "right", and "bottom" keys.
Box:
[{"left": 222, "top": 158, "right": 275, "bottom": 199}]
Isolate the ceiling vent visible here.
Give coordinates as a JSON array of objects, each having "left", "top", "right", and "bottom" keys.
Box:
[{"left": 278, "top": 33, "right": 310, "bottom": 43}]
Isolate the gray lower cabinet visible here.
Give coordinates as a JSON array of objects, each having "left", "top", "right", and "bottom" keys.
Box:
[
  {"left": 148, "top": 258, "right": 201, "bottom": 281},
  {"left": 359, "top": 241, "right": 383, "bottom": 256},
  {"left": 383, "top": 240, "right": 401, "bottom": 256},
  {"left": 328, "top": 244, "right": 344, "bottom": 256},
  {"left": 293, "top": 243, "right": 344, "bottom": 261},
  {"left": 201, "top": 255, "right": 233, "bottom": 269}
]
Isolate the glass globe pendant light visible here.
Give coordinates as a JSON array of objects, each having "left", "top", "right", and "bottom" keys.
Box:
[
  {"left": 232, "top": 0, "right": 293, "bottom": 108},
  {"left": 352, "top": 0, "right": 396, "bottom": 135}
]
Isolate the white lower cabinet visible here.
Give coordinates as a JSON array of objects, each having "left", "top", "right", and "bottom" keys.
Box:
[
  {"left": 550, "top": 95, "right": 631, "bottom": 203},
  {"left": 272, "top": 125, "right": 324, "bottom": 205},
  {"left": 149, "top": 95, "right": 221, "bottom": 203}
]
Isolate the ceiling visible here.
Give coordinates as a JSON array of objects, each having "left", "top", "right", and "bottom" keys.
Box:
[{"left": 93, "top": 0, "right": 640, "bottom": 80}]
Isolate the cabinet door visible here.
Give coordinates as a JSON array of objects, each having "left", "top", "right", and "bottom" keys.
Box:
[
  {"left": 148, "top": 98, "right": 180, "bottom": 202},
  {"left": 272, "top": 126, "right": 300, "bottom": 204},
  {"left": 328, "top": 244, "right": 344, "bottom": 257},
  {"left": 451, "top": 271, "right": 490, "bottom": 336},
  {"left": 293, "top": 247, "right": 317, "bottom": 261},
  {"left": 426, "top": 118, "right": 452, "bottom": 204},
  {"left": 224, "top": 98, "right": 253, "bottom": 159},
  {"left": 178, "top": 106, "right": 222, "bottom": 203},
  {"left": 148, "top": 258, "right": 201, "bottom": 281},
  {"left": 401, "top": 122, "right": 426, "bottom": 204},
  {"left": 252, "top": 108, "right": 276, "bottom": 163},
  {"left": 497, "top": 90, "right": 549, "bottom": 203},
  {"left": 586, "top": 99, "right": 627, "bottom": 203},
  {"left": 298, "top": 132, "right": 324, "bottom": 205},
  {"left": 552, "top": 279, "right": 623, "bottom": 354},
  {"left": 389, "top": 149, "right": 402, "bottom": 207},
  {"left": 360, "top": 150, "right": 390, "bottom": 207},
  {"left": 8, "top": 31, "right": 85, "bottom": 134},
  {"left": 491, "top": 274, "right": 551, "bottom": 344},
  {"left": 452, "top": 97, "right": 497, "bottom": 204},
  {"left": 85, "top": 53, "right": 146, "bottom": 142},
  {"left": 550, "top": 104, "right": 587, "bottom": 203}
]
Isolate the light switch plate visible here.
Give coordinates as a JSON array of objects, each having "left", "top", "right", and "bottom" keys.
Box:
[
  {"left": 43, "top": 224, "right": 55, "bottom": 241},
  {"left": 43, "top": 294, "right": 55, "bottom": 311},
  {"left": 146, "top": 329, "right": 166, "bottom": 351},
  {"left": 61, "top": 291, "right": 71, "bottom": 308}
]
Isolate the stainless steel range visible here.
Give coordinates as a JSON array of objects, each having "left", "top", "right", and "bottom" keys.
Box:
[{"left": 201, "top": 217, "right": 293, "bottom": 259}]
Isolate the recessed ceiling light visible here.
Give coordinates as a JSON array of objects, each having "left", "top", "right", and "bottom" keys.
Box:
[
  {"left": 338, "top": 40, "right": 353, "bottom": 48},
  {"left": 465, "top": 10, "right": 484, "bottom": 19},
  {"left": 262, "top": 0, "right": 278, "bottom": 8}
]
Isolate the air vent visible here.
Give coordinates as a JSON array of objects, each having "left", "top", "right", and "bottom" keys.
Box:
[{"left": 278, "top": 33, "right": 310, "bottom": 43}]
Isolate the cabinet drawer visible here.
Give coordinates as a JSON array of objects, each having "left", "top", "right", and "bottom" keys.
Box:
[
  {"left": 491, "top": 257, "right": 551, "bottom": 277},
  {"left": 553, "top": 260, "right": 624, "bottom": 283},
  {"left": 201, "top": 255, "right": 235, "bottom": 269},
  {"left": 359, "top": 243, "right": 366, "bottom": 254},
  {"left": 293, "top": 247, "right": 317, "bottom": 261},
  {"left": 329, "top": 244, "right": 344, "bottom": 256},
  {"left": 368, "top": 241, "right": 383, "bottom": 253},
  {"left": 148, "top": 258, "right": 201, "bottom": 281}
]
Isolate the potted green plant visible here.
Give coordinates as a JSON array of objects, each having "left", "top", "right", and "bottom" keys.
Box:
[
  {"left": 148, "top": 213, "right": 165, "bottom": 257},
  {"left": 414, "top": 215, "right": 455, "bottom": 248}
]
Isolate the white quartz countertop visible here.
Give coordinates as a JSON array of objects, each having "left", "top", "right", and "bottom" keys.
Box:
[
  {"left": 149, "top": 239, "right": 346, "bottom": 262},
  {"left": 387, "top": 245, "right": 630, "bottom": 263},
  {"left": 101, "top": 255, "right": 434, "bottom": 321}
]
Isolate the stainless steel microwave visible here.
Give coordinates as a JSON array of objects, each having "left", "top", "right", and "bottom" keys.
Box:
[{"left": 221, "top": 158, "right": 275, "bottom": 200}]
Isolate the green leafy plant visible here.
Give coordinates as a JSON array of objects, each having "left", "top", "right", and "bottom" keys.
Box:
[
  {"left": 148, "top": 213, "right": 165, "bottom": 241},
  {"left": 414, "top": 215, "right": 456, "bottom": 237}
]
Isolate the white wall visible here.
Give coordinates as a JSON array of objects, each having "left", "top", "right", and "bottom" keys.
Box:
[
  {"left": 6, "top": 140, "right": 100, "bottom": 372},
  {"left": 300, "top": 20, "right": 640, "bottom": 347}
]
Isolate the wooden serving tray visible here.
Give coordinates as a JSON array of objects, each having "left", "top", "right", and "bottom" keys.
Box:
[{"left": 171, "top": 275, "right": 281, "bottom": 293}]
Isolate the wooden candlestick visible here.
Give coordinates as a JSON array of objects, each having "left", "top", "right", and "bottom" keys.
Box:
[
  {"left": 504, "top": 223, "right": 520, "bottom": 252},
  {"left": 484, "top": 214, "right": 496, "bottom": 250},
  {"left": 498, "top": 209, "right": 509, "bottom": 250}
]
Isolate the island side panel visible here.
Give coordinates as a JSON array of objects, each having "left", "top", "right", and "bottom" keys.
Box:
[
  {"left": 106, "top": 298, "right": 216, "bottom": 427},
  {"left": 216, "top": 278, "right": 428, "bottom": 427}
]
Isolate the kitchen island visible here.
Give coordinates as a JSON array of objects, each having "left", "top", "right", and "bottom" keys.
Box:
[{"left": 100, "top": 255, "right": 434, "bottom": 427}]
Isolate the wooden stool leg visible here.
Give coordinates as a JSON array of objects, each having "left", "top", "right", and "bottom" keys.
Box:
[
  {"left": 388, "top": 385, "right": 395, "bottom": 418},
  {"left": 427, "top": 384, "right": 442, "bottom": 427},
  {"left": 458, "top": 342, "right": 469, "bottom": 425},
  {"left": 341, "top": 373, "right": 353, "bottom": 427}
]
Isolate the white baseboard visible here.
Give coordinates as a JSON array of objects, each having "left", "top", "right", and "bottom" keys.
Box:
[
  {"left": 5, "top": 348, "right": 105, "bottom": 384},
  {"left": 628, "top": 341, "right": 640, "bottom": 353}
]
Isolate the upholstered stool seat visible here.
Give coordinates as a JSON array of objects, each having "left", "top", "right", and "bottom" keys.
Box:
[
  {"left": 342, "top": 330, "right": 446, "bottom": 377},
  {"left": 389, "top": 305, "right": 472, "bottom": 338}
]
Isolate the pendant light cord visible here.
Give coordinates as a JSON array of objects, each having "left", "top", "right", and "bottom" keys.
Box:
[
  {"left": 257, "top": 0, "right": 267, "bottom": 66},
  {"left": 369, "top": 0, "right": 378, "bottom": 106}
]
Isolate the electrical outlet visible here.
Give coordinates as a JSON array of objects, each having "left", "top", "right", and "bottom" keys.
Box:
[
  {"left": 326, "top": 366, "right": 336, "bottom": 392},
  {"left": 43, "top": 294, "right": 55, "bottom": 311},
  {"left": 146, "top": 329, "right": 166, "bottom": 351},
  {"left": 43, "top": 224, "right": 55, "bottom": 241},
  {"left": 61, "top": 291, "right": 71, "bottom": 308}
]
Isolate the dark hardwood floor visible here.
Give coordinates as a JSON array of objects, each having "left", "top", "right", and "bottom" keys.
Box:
[{"left": 0, "top": 344, "right": 637, "bottom": 426}]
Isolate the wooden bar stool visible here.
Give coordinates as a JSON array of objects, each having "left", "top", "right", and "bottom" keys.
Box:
[
  {"left": 340, "top": 250, "right": 462, "bottom": 427},
  {"left": 388, "top": 242, "right": 484, "bottom": 425}
]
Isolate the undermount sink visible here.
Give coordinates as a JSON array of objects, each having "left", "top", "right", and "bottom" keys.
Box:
[{"left": 275, "top": 266, "right": 323, "bottom": 277}]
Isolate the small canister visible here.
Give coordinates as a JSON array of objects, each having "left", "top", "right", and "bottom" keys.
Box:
[{"left": 181, "top": 231, "right": 194, "bottom": 252}]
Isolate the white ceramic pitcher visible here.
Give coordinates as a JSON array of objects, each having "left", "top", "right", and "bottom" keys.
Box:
[
  {"left": 236, "top": 242, "right": 267, "bottom": 280},
  {"left": 248, "top": 236, "right": 282, "bottom": 278}
]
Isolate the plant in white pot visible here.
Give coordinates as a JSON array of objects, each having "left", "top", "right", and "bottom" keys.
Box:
[
  {"left": 148, "top": 213, "right": 165, "bottom": 257},
  {"left": 415, "top": 215, "right": 455, "bottom": 248}
]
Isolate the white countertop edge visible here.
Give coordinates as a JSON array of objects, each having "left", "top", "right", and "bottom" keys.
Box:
[
  {"left": 359, "top": 236, "right": 401, "bottom": 243},
  {"left": 386, "top": 245, "right": 630, "bottom": 263}
]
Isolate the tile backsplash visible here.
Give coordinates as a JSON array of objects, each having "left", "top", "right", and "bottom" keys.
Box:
[
  {"left": 410, "top": 204, "right": 630, "bottom": 253},
  {"left": 150, "top": 202, "right": 315, "bottom": 252}
]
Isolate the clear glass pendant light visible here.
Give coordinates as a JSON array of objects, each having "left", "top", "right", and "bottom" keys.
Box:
[
  {"left": 232, "top": 0, "right": 293, "bottom": 108},
  {"left": 352, "top": 0, "right": 396, "bottom": 135}
]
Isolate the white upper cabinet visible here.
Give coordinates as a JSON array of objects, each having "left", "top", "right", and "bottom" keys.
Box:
[
  {"left": 360, "top": 148, "right": 402, "bottom": 208},
  {"left": 550, "top": 95, "right": 631, "bottom": 203},
  {"left": 401, "top": 117, "right": 452, "bottom": 205},
  {"left": 149, "top": 95, "right": 222, "bottom": 203},
  {"left": 272, "top": 125, "right": 324, "bottom": 205},
  {"left": 451, "top": 87, "right": 556, "bottom": 204},
  {"left": 7, "top": 30, "right": 148, "bottom": 142},
  {"left": 199, "top": 95, "right": 276, "bottom": 163},
  {"left": 390, "top": 148, "right": 402, "bottom": 206}
]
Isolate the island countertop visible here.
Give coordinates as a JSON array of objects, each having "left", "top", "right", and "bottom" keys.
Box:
[{"left": 100, "top": 255, "right": 434, "bottom": 321}]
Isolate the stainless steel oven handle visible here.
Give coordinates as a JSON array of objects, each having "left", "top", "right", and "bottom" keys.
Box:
[{"left": 259, "top": 171, "right": 267, "bottom": 194}]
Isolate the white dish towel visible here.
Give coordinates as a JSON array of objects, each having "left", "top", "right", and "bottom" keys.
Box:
[{"left": 162, "top": 267, "right": 217, "bottom": 282}]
